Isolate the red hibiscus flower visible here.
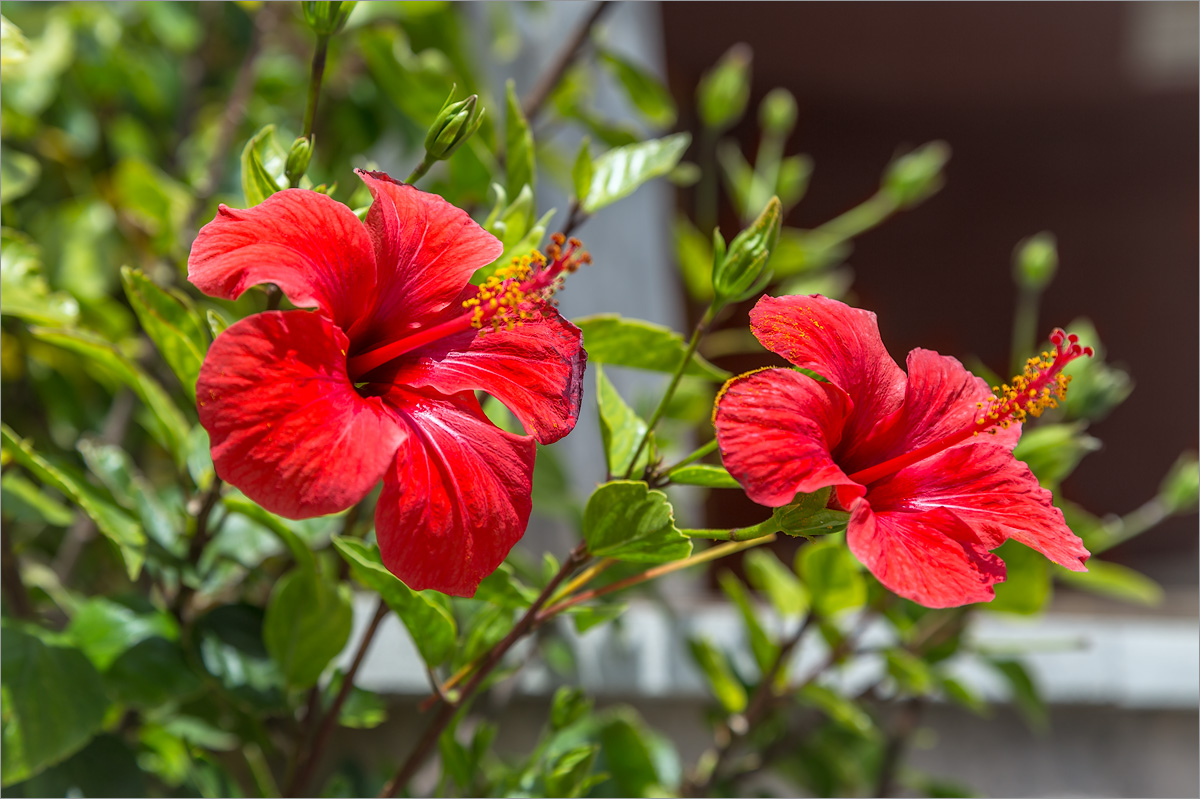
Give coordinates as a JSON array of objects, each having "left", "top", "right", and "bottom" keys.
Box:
[
  {"left": 714, "top": 294, "right": 1091, "bottom": 608},
  {"left": 189, "top": 170, "right": 587, "bottom": 596}
]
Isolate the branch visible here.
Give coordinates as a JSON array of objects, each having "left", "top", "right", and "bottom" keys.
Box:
[
  {"left": 287, "top": 598, "right": 390, "bottom": 797},
  {"left": 521, "top": 2, "right": 612, "bottom": 122},
  {"left": 378, "top": 542, "right": 591, "bottom": 797}
]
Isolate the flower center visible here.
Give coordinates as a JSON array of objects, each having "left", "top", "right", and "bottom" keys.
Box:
[
  {"left": 846, "top": 328, "right": 1092, "bottom": 487},
  {"left": 346, "top": 234, "right": 590, "bottom": 378}
]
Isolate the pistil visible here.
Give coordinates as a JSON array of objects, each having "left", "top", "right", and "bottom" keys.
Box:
[{"left": 847, "top": 329, "right": 1092, "bottom": 486}]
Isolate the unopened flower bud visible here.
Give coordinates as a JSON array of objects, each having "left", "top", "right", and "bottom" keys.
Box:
[
  {"left": 425, "top": 92, "right": 484, "bottom": 162},
  {"left": 1158, "top": 454, "right": 1199, "bottom": 515},
  {"left": 759, "top": 88, "right": 797, "bottom": 137},
  {"left": 1013, "top": 232, "right": 1058, "bottom": 292},
  {"left": 284, "top": 136, "right": 314, "bottom": 184},
  {"left": 882, "top": 140, "right": 950, "bottom": 209},
  {"left": 697, "top": 43, "right": 752, "bottom": 132},
  {"left": 713, "top": 196, "right": 781, "bottom": 307},
  {"left": 301, "top": 1, "right": 356, "bottom": 35}
]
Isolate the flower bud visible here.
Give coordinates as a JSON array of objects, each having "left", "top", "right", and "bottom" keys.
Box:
[
  {"left": 425, "top": 92, "right": 484, "bottom": 162},
  {"left": 713, "top": 196, "right": 781, "bottom": 307},
  {"left": 882, "top": 140, "right": 950, "bottom": 209},
  {"left": 301, "top": 1, "right": 356, "bottom": 35},
  {"left": 1158, "top": 454, "right": 1198, "bottom": 515},
  {"left": 697, "top": 43, "right": 752, "bottom": 132},
  {"left": 1013, "top": 232, "right": 1058, "bottom": 292},
  {"left": 759, "top": 88, "right": 797, "bottom": 137},
  {"left": 284, "top": 136, "right": 314, "bottom": 184}
]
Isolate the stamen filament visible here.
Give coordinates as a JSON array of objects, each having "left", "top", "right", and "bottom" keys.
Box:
[
  {"left": 847, "top": 328, "right": 1091, "bottom": 487},
  {"left": 347, "top": 314, "right": 476, "bottom": 377}
]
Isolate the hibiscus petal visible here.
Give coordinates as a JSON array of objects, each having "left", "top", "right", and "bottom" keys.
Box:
[
  {"left": 188, "top": 190, "right": 376, "bottom": 331},
  {"left": 352, "top": 170, "right": 504, "bottom": 347},
  {"left": 381, "top": 308, "right": 586, "bottom": 445},
  {"left": 197, "top": 311, "right": 406, "bottom": 519},
  {"left": 868, "top": 442, "right": 1089, "bottom": 570},
  {"left": 850, "top": 348, "right": 1019, "bottom": 471},
  {"left": 375, "top": 390, "right": 535, "bottom": 597},
  {"left": 715, "top": 367, "right": 857, "bottom": 507},
  {"left": 749, "top": 295, "right": 906, "bottom": 445},
  {"left": 847, "top": 499, "right": 1006, "bottom": 608}
]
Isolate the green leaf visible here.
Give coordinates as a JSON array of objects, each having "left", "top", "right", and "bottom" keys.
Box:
[
  {"left": 596, "top": 364, "right": 648, "bottom": 478},
  {"left": 795, "top": 682, "right": 875, "bottom": 736},
  {"left": 673, "top": 214, "right": 715, "bottom": 302},
  {"left": 0, "top": 228, "right": 78, "bottom": 326},
  {"left": 744, "top": 548, "right": 808, "bottom": 617},
  {"left": 189, "top": 603, "right": 285, "bottom": 712},
  {"left": 240, "top": 124, "right": 283, "bottom": 206},
  {"left": 220, "top": 494, "right": 315, "bottom": 571},
  {"left": 773, "top": 488, "right": 849, "bottom": 538},
  {"left": 67, "top": 596, "right": 178, "bottom": 671},
  {"left": 1, "top": 472, "right": 74, "bottom": 527},
  {"left": 718, "top": 571, "right": 776, "bottom": 674},
  {"left": 104, "top": 638, "right": 204, "bottom": 710},
  {"left": 1, "top": 625, "right": 110, "bottom": 786},
  {"left": 331, "top": 537, "right": 456, "bottom": 667},
  {"left": 583, "top": 481, "right": 692, "bottom": 563},
  {"left": 795, "top": 538, "right": 865, "bottom": 616},
  {"left": 121, "top": 267, "right": 207, "bottom": 400},
  {"left": 111, "top": 159, "right": 193, "bottom": 253},
  {"left": 687, "top": 637, "right": 747, "bottom": 714},
  {"left": 594, "top": 710, "right": 675, "bottom": 798},
  {"left": 550, "top": 686, "right": 593, "bottom": 731},
  {"left": 77, "top": 438, "right": 182, "bottom": 554},
  {"left": 505, "top": 79, "right": 535, "bottom": 215},
  {"left": 938, "top": 675, "right": 989, "bottom": 717},
  {"left": 598, "top": 51, "right": 676, "bottom": 127},
  {"left": 262, "top": 567, "right": 353, "bottom": 689},
  {"left": 0, "top": 149, "right": 39, "bottom": 204},
  {"left": 545, "top": 745, "right": 600, "bottom": 799},
  {"left": 572, "top": 137, "right": 593, "bottom": 202},
  {"left": 327, "top": 669, "right": 388, "bottom": 729},
  {"left": 1, "top": 424, "right": 145, "bottom": 579},
  {"left": 575, "top": 314, "right": 729, "bottom": 381},
  {"left": 581, "top": 133, "right": 691, "bottom": 213},
  {"left": 988, "top": 658, "right": 1047, "bottom": 732},
  {"left": 986, "top": 540, "right": 1051, "bottom": 615},
  {"left": 29, "top": 328, "right": 191, "bottom": 467},
  {"left": 668, "top": 463, "right": 740, "bottom": 489},
  {"left": 885, "top": 649, "right": 936, "bottom": 695},
  {"left": 1012, "top": 422, "right": 1101, "bottom": 489},
  {"left": 474, "top": 561, "right": 539, "bottom": 609},
  {"left": 11, "top": 733, "right": 146, "bottom": 799},
  {"left": 1055, "top": 559, "right": 1163, "bottom": 607},
  {"left": 205, "top": 309, "right": 229, "bottom": 339}
]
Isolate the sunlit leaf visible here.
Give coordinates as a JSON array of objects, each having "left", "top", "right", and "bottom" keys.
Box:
[
  {"left": 575, "top": 314, "right": 729, "bottom": 381},
  {"left": 581, "top": 133, "right": 690, "bottom": 213},
  {"left": 595, "top": 364, "right": 648, "bottom": 478},
  {"left": 583, "top": 481, "right": 691, "bottom": 563}
]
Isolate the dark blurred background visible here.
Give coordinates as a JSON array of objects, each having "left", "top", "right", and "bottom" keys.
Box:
[{"left": 662, "top": 1, "right": 1198, "bottom": 590}]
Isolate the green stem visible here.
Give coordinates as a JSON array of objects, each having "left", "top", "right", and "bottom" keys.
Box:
[
  {"left": 623, "top": 307, "right": 716, "bottom": 479},
  {"left": 405, "top": 154, "right": 437, "bottom": 186},
  {"left": 812, "top": 190, "right": 898, "bottom": 244},
  {"left": 1010, "top": 286, "right": 1041, "bottom": 376},
  {"left": 681, "top": 517, "right": 778, "bottom": 542},
  {"left": 301, "top": 33, "right": 330, "bottom": 143},
  {"left": 662, "top": 438, "right": 720, "bottom": 476}
]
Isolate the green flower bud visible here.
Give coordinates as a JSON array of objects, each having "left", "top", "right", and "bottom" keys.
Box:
[
  {"left": 713, "top": 196, "right": 782, "bottom": 307},
  {"left": 759, "top": 88, "right": 797, "bottom": 137},
  {"left": 697, "top": 43, "right": 752, "bottom": 132},
  {"left": 284, "top": 136, "right": 314, "bottom": 185},
  {"left": 425, "top": 92, "right": 484, "bottom": 162},
  {"left": 1013, "top": 232, "right": 1058, "bottom": 292},
  {"left": 1158, "top": 454, "right": 1199, "bottom": 515},
  {"left": 301, "top": 1, "right": 356, "bottom": 35},
  {"left": 882, "top": 140, "right": 950, "bottom": 209}
]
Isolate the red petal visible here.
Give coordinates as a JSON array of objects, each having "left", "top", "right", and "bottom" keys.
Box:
[
  {"left": 749, "top": 295, "right": 906, "bottom": 446},
  {"left": 849, "top": 348, "right": 1019, "bottom": 472},
  {"left": 715, "top": 367, "right": 858, "bottom": 507},
  {"left": 351, "top": 171, "right": 504, "bottom": 348},
  {"left": 188, "top": 190, "right": 376, "bottom": 332},
  {"left": 375, "top": 390, "right": 535, "bottom": 597},
  {"left": 381, "top": 308, "right": 586, "bottom": 445},
  {"left": 867, "top": 442, "right": 1090, "bottom": 570},
  {"left": 197, "top": 311, "right": 406, "bottom": 518},
  {"left": 847, "top": 499, "right": 1007, "bottom": 608}
]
